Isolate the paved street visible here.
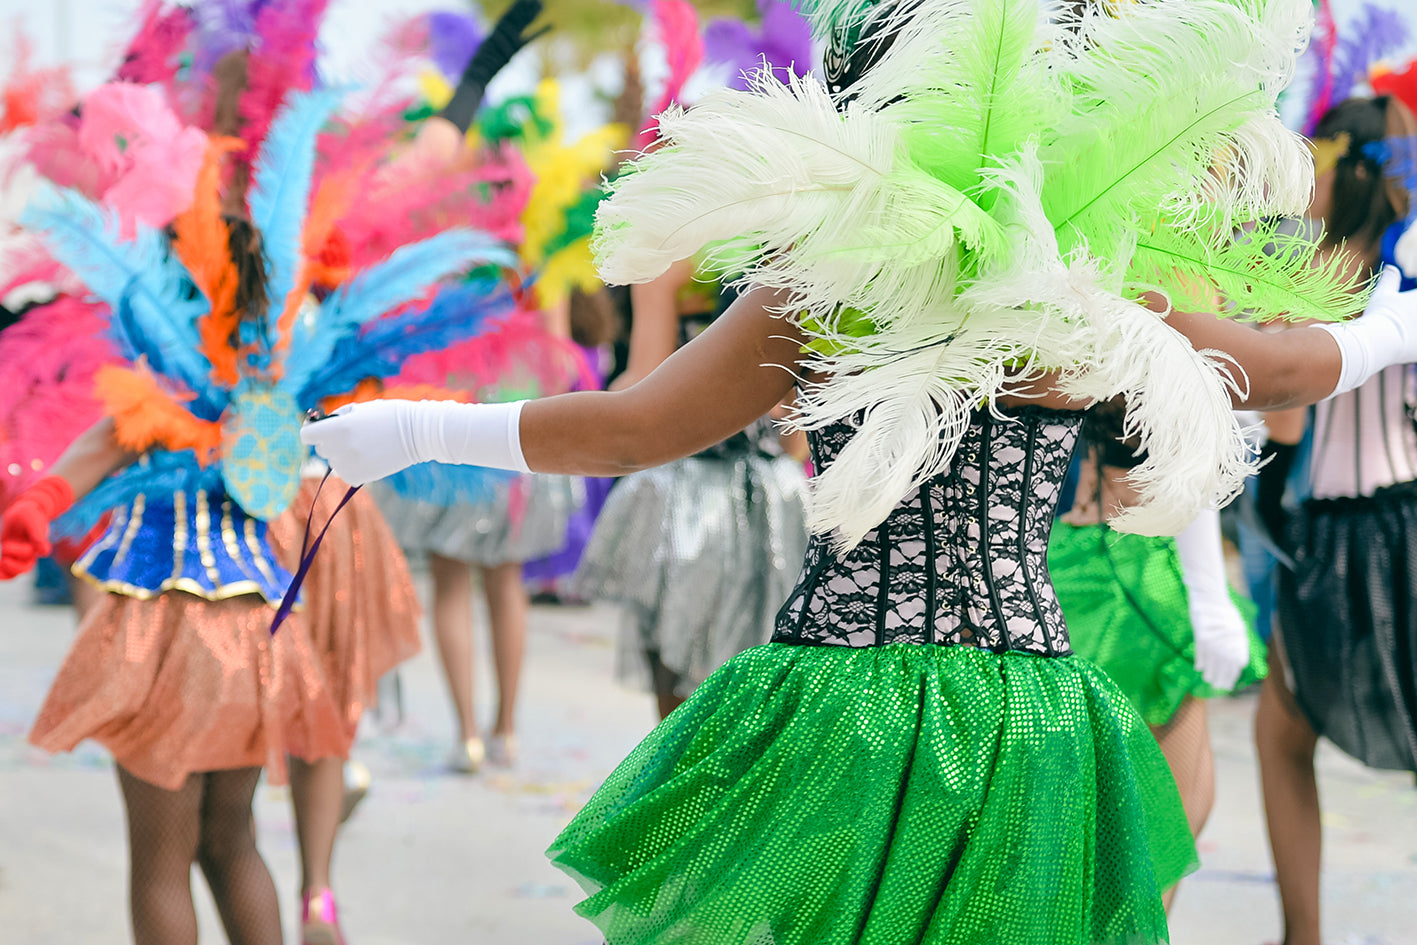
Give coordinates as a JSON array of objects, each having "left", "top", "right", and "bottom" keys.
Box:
[{"left": 1, "top": 573, "right": 1413, "bottom": 945}]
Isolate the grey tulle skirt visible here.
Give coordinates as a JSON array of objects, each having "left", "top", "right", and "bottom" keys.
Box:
[
  {"left": 571, "top": 452, "right": 809, "bottom": 697},
  {"left": 370, "top": 474, "right": 584, "bottom": 567}
]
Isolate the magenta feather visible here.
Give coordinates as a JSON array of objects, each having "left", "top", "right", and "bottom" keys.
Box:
[
  {"left": 396, "top": 307, "right": 594, "bottom": 400},
  {"left": 0, "top": 296, "right": 113, "bottom": 505},
  {"left": 114, "top": 1, "right": 195, "bottom": 86},
  {"left": 236, "top": 0, "right": 331, "bottom": 162},
  {"left": 636, "top": 0, "right": 703, "bottom": 148},
  {"left": 1302, "top": 0, "right": 1338, "bottom": 137}
]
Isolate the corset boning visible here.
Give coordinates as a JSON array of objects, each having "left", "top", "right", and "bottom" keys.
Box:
[{"left": 773, "top": 405, "right": 1082, "bottom": 656}]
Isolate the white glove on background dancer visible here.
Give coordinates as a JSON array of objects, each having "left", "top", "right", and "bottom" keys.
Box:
[
  {"left": 1174, "top": 507, "right": 1250, "bottom": 691},
  {"left": 300, "top": 399, "right": 530, "bottom": 485},
  {"left": 1318, "top": 266, "right": 1417, "bottom": 398}
]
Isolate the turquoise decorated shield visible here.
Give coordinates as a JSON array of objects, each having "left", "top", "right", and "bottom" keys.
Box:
[{"left": 220, "top": 385, "right": 304, "bottom": 520}]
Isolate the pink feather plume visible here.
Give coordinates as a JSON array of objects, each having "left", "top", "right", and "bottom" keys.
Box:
[
  {"left": 636, "top": 0, "right": 703, "bottom": 149},
  {"left": 236, "top": 0, "right": 332, "bottom": 161}
]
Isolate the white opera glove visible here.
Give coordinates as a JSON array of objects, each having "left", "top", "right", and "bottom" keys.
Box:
[
  {"left": 299, "top": 399, "right": 530, "bottom": 486},
  {"left": 1318, "top": 266, "right": 1417, "bottom": 398},
  {"left": 1175, "top": 508, "right": 1250, "bottom": 691}
]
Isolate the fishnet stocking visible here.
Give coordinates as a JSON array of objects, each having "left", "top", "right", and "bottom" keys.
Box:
[
  {"left": 118, "top": 765, "right": 282, "bottom": 945},
  {"left": 1149, "top": 696, "right": 1215, "bottom": 911}
]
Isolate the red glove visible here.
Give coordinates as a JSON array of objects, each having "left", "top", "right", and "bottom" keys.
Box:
[{"left": 0, "top": 476, "right": 75, "bottom": 580}]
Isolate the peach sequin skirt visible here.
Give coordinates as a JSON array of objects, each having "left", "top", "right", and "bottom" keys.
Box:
[
  {"left": 29, "top": 478, "right": 421, "bottom": 790},
  {"left": 267, "top": 477, "right": 422, "bottom": 752},
  {"left": 29, "top": 591, "right": 342, "bottom": 790}
]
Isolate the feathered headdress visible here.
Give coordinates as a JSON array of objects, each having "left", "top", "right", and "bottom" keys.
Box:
[
  {"left": 595, "top": 0, "right": 1364, "bottom": 551},
  {"left": 27, "top": 87, "right": 518, "bottom": 531},
  {"left": 1298, "top": 2, "right": 1411, "bottom": 136}
]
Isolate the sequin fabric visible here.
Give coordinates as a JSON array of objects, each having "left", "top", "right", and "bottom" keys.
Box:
[
  {"left": 776, "top": 406, "right": 1079, "bottom": 654},
  {"left": 550, "top": 644, "right": 1194, "bottom": 945},
  {"left": 29, "top": 590, "right": 346, "bottom": 789},
  {"left": 371, "top": 473, "right": 583, "bottom": 566},
  {"left": 267, "top": 478, "right": 422, "bottom": 750},
  {"left": 572, "top": 418, "right": 808, "bottom": 696},
  {"left": 75, "top": 488, "right": 291, "bottom": 603},
  {"left": 1049, "top": 522, "right": 1266, "bottom": 727},
  {"left": 548, "top": 407, "right": 1196, "bottom": 944}
]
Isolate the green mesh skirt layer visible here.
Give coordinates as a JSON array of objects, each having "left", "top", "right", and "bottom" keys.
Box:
[
  {"left": 1048, "top": 523, "right": 1266, "bottom": 727},
  {"left": 548, "top": 642, "right": 1197, "bottom": 945}
]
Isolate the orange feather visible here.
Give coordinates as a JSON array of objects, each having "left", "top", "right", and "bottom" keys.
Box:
[
  {"left": 174, "top": 136, "right": 244, "bottom": 387},
  {"left": 95, "top": 363, "right": 223, "bottom": 463}
]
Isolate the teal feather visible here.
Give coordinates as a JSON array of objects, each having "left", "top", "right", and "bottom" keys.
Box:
[
  {"left": 247, "top": 84, "right": 344, "bottom": 366},
  {"left": 23, "top": 186, "right": 215, "bottom": 404},
  {"left": 282, "top": 229, "right": 516, "bottom": 394}
]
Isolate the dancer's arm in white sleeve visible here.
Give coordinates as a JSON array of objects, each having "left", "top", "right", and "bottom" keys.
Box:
[
  {"left": 301, "top": 287, "right": 808, "bottom": 484},
  {"left": 1174, "top": 508, "right": 1251, "bottom": 691},
  {"left": 1167, "top": 266, "right": 1417, "bottom": 410}
]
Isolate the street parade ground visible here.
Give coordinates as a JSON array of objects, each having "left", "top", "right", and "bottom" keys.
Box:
[{"left": 2, "top": 574, "right": 1414, "bottom": 945}]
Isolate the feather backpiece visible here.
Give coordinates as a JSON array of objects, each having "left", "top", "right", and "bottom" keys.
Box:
[
  {"left": 115, "top": 1, "right": 195, "bottom": 86},
  {"left": 294, "top": 280, "right": 517, "bottom": 409},
  {"left": 595, "top": 0, "right": 1359, "bottom": 550}
]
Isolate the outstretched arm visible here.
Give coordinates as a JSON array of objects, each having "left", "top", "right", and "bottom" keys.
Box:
[
  {"left": 303, "top": 287, "right": 807, "bottom": 481},
  {"left": 1166, "top": 267, "right": 1417, "bottom": 410}
]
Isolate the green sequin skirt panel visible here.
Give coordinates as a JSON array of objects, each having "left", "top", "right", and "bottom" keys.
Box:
[
  {"left": 548, "top": 643, "right": 1197, "bottom": 945},
  {"left": 1049, "top": 523, "right": 1266, "bottom": 727}
]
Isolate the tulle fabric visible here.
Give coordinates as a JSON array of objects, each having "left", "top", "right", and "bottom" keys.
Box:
[
  {"left": 266, "top": 477, "right": 422, "bottom": 751},
  {"left": 549, "top": 642, "right": 1196, "bottom": 945}
]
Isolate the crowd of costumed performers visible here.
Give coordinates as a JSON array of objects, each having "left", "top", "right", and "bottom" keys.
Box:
[{"left": 7, "top": 1, "right": 1417, "bottom": 945}]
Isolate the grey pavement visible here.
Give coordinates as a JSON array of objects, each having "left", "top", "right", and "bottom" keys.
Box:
[{"left": 1, "top": 574, "right": 1414, "bottom": 945}]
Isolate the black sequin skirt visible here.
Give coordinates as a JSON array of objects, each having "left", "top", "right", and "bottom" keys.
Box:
[{"left": 1277, "top": 482, "right": 1417, "bottom": 773}]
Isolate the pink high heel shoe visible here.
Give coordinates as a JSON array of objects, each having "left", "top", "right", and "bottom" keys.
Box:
[{"left": 301, "top": 888, "right": 346, "bottom": 945}]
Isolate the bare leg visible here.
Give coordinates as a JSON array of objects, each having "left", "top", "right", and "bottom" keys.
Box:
[
  {"left": 289, "top": 756, "right": 343, "bottom": 894},
  {"left": 1255, "top": 639, "right": 1322, "bottom": 945},
  {"left": 482, "top": 561, "right": 528, "bottom": 738},
  {"left": 647, "top": 649, "right": 688, "bottom": 721},
  {"left": 195, "top": 767, "right": 282, "bottom": 945},
  {"left": 1150, "top": 696, "right": 1216, "bottom": 912},
  {"left": 429, "top": 552, "right": 478, "bottom": 742},
  {"left": 117, "top": 766, "right": 203, "bottom": 945}
]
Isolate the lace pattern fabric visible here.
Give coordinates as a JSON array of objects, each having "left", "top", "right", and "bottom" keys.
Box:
[{"left": 775, "top": 406, "right": 1082, "bottom": 656}]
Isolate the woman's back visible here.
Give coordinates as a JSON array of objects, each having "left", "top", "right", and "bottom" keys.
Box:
[{"left": 776, "top": 406, "right": 1081, "bottom": 655}]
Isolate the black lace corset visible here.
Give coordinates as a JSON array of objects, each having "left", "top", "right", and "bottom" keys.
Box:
[{"left": 773, "top": 406, "right": 1082, "bottom": 656}]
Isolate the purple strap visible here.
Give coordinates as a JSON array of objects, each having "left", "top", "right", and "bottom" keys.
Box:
[{"left": 269, "top": 472, "right": 361, "bottom": 635}]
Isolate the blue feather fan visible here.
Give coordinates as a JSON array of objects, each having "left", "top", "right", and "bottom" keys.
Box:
[{"left": 294, "top": 280, "right": 515, "bottom": 408}]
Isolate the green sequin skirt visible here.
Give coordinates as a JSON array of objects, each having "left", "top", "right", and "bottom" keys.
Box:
[
  {"left": 1049, "top": 522, "right": 1266, "bottom": 727},
  {"left": 548, "top": 642, "right": 1197, "bottom": 945}
]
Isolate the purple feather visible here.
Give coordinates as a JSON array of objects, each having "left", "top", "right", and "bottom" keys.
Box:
[
  {"left": 1330, "top": 4, "right": 1411, "bottom": 106},
  {"left": 703, "top": 0, "right": 813, "bottom": 91},
  {"left": 427, "top": 11, "right": 485, "bottom": 80},
  {"left": 192, "top": 0, "right": 272, "bottom": 71}
]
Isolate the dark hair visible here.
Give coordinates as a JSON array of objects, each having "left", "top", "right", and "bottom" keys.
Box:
[
  {"left": 223, "top": 215, "right": 270, "bottom": 322},
  {"left": 1313, "top": 96, "right": 1410, "bottom": 250},
  {"left": 568, "top": 286, "right": 623, "bottom": 348}
]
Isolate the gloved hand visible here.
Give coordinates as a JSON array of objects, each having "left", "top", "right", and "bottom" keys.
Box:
[
  {"left": 1319, "top": 266, "right": 1417, "bottom": 397},
  {"left": 0, "top": 476, "right": 75, "bottom": 580},
  {"left": 1175, "top": 507, "right": 1250, "bottom": 691},
  {"left": 300, "top": 399, "right": 529, "bottom": 486}
]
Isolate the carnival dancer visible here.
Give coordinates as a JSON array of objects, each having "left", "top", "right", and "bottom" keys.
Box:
[
  {"left": 1254, "top": 91, "right": 1417, "bottom": 945},
  {"left": 0, "top": 76, "right": 515, "bottom": 943},
  {"left": 1048, "top": 404, "right": 1266, "bottom": 909},
  {"left": 303, "top": 1, "right": 1417, "bottom": 942}
]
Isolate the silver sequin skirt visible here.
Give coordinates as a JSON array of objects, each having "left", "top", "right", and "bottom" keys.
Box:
[
  {"left": 571, "top": 453, "right": 809, "bottom": 697},
  {"left": 369, "top": 474, "right": 584, "bottom": 567}
]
